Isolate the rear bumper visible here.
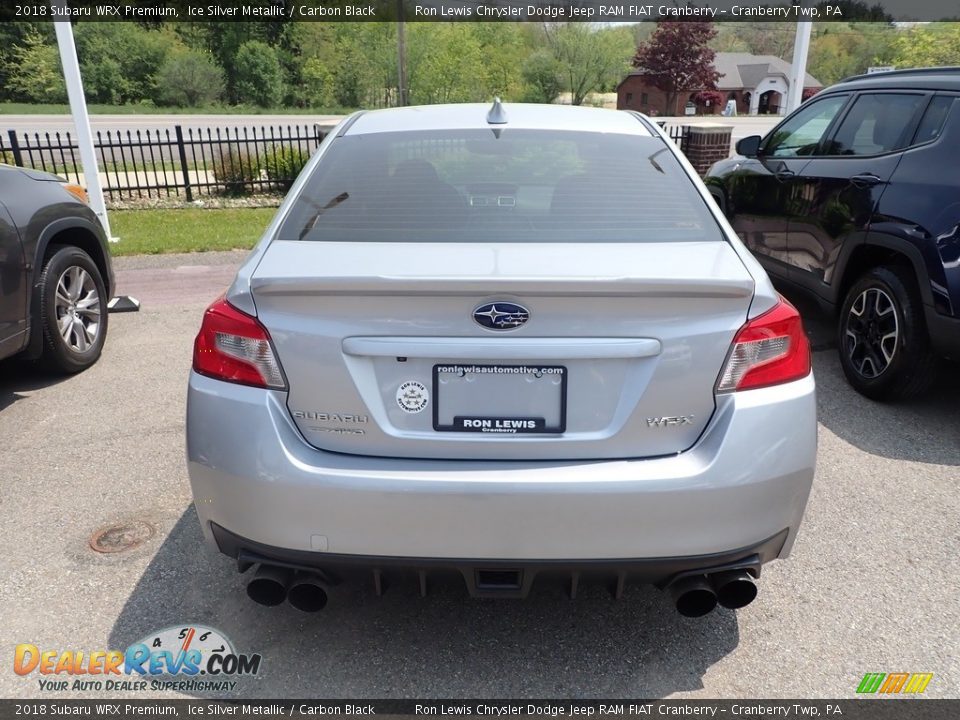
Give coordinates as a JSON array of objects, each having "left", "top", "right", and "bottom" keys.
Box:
[
  {"left": 187, "top": 371, "right": 816, "bottom": 565},
  {"left": 212, "top": 522, "right": 789, "bottom": 598}
]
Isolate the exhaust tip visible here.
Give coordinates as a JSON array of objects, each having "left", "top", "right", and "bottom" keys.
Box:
[
  {"left": 712, "top": 571, "right": 758, "bottom": 610},
  {"left": 287, "top": 573, "right": 329, "bottom": 612},
  {"left": 669, "top": 576, "right": 718, "bottom": 618},
  {"left": 246, "top": 564, "right": 292, "bottom": 607}
]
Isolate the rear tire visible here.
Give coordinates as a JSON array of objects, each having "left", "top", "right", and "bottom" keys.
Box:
[
  {"left": 837, "top": 266, "right": 936, "bottom": 400},
  {"left": 38, "top": 245, "right": 109, "bottom": 373}
]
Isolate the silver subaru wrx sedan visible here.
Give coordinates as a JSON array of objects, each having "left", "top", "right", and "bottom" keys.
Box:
[{"left": 186, "top": 102, "right": 816, "bottom": 617}]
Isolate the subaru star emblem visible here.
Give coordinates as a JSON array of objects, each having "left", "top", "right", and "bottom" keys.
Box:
[{"left": 473, "top": 302, "right": 529, "bottom": 330}]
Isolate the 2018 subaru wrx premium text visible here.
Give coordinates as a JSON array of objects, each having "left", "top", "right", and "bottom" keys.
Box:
[{"left": 186, "top": 102, "right": 816, "bottom": 617}]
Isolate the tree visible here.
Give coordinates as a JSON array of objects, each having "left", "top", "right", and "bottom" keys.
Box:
[
  {"left": 543, "top": 23, "right": 633, "bottom": 106},
  {"left": 190, "top": 21, "right": 287, "bottom": 102},
  {"left": 633, "top": 22, "right": 720, "bottom": 116},
  {"left": 0, "top": 22, "right": 55, "bottom": 102},
  {"left": 472, "top": 23, "right": 527, "bottom": 101},
  {"left": 712, "top": 22, "right": 802, "bottom": 59},
  {"left": 408, "top": 24, "right": 487, "bottom": 105},
  {"left": 327, "top": 23, "right": 396, "bottom": 108},
  {"left": 115, "top": 27, "right": 180, "bottom": 102},
  {"left": 300, "top": 58, "right": 336, "bottom": 109},
  {"left": 234, "top": 40, "right": 284, "bottom": 107},
  {"left": 155, "top": 49, "right": 225, "bottom": 107},
  {"left": 4, "top": 30, "right": 65, "bottom": 103},
  {"left": 74, "top": 23, "right": 177, "bottom": 104},
  {"left": 893, "top": 23, "right": 960, "bottom": 68},
  {"left": 521, "top": 50, "right": 563, "bottom": 103},
  {"left": 808, "top": 23, "right": 897, "bottom": 85}
]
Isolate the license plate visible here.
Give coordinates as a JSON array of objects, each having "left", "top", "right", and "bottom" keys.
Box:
[{"left": 433, "top": 364, "right": 566, "bottom": 434}]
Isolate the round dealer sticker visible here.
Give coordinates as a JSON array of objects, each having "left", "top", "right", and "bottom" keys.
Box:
[{"left": 396, "top": 381, "right": 429, "bottom": 413}]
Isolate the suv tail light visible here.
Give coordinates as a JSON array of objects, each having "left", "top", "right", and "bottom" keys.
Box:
[
  {"left": 193, "top": 297, "right": 286, "bottom": 389},
  {"left": 717, "top": 297, "right": 811, "bottom": 392}
]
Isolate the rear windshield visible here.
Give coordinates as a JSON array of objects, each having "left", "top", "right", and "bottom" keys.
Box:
[{"left": 278, "top": 128, "right": 722, "bottom": 243}]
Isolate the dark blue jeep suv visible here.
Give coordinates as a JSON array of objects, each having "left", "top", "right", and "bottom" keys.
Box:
[{"left": 706, "top": 67, "right": 960, "bottom": 400}]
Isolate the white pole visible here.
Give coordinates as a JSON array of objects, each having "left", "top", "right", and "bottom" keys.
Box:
[
  {"left": 51, "top": 3, "right": 113, "bottom": 240},
  {"left": 787, "top": 21, "right": 813, "bottom": 114}
]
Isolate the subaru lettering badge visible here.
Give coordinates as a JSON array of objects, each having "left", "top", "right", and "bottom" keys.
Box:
[{"left": 473, "top": 302, "right": 529, "bottom": 330}]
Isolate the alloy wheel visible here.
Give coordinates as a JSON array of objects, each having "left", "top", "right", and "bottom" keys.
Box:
[
  {"left": 844, "top": 287, "right": 899, "bottom": 378},
  {"left": 54, "top": 265, "right": 101, "bottom": 353}
]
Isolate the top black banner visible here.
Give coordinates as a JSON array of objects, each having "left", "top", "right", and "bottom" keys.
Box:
[{"left": 2, "top": 0, "right": 960, "bottom": 23}]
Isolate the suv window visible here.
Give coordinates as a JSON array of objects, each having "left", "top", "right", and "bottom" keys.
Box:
[
  {"left": 826, "top": 93, "right": 926, "bottom": 156},
  {"left": 279, "top": 129, "right": 723, "bottom": 244},
  {"left": 913, "top": 95, "right": 955, "bottom": 145},
  {"left": 764, "top": 95, "right": 848, "bottom": 158}
]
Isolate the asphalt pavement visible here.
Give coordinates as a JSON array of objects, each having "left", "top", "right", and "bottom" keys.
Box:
[{"left": 1, "top": 251, "right": 957, "bottom": 699}]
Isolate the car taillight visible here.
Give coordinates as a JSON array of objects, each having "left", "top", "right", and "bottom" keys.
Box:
[
  {"left": 717, "top": 296, "right": 811, "bottom": 392},
  {"left": 193, "top": 297, "right": 286, "bottom": 389}
]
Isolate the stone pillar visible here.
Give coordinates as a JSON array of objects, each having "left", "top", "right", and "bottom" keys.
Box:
[{"left": 683, "top": 124, "right": 734, "bottom": 176}]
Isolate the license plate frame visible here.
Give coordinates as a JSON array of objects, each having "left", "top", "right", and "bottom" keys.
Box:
[{"left": 432, "top": 363, "right": 567, "bottom": 434}]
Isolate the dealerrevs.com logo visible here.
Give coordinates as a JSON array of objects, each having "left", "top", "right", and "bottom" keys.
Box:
[
  {"left": 14, "top": 625, "right": 261, "bottom": 693},
  {"left": 856, "top": 672, "right": 934, "bottom": 694}
]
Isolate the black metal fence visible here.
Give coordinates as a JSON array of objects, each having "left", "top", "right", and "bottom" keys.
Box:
[
  {"left": 0, "top": 124, "right": 328, "bottom": 201},
  {"left": 0, "top": 121, "right": 693, "bottom": 202}
]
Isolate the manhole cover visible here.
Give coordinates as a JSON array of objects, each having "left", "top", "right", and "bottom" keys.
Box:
[{"left": 89, "top": 521, "right": 155, "bottom": 554}]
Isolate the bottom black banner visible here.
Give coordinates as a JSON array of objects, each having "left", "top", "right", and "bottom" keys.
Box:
[{"left": 0, "top": 700, "right": 955, "bottom": 720}]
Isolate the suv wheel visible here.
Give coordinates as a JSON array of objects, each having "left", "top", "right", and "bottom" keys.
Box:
[
  {"left": 838, "top": 266, "right": 935, "bottom": 400},
  {"left": 38, "top": 245, "right": 109, "bottom": 373}
]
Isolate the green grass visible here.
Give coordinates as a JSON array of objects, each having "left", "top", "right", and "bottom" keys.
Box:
[
  {"left": 0, "top": 102, "right": 350, "bottom": 115},
  {"left": 109, "top": 207, "right": 276, "bottom": 256}
]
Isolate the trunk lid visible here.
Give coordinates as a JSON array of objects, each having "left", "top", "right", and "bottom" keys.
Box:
[{"left": 250, "top": 240, "right": 754, "bottom": 460}]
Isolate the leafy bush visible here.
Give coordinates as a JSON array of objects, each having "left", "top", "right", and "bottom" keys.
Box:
[
  {"left": 264, "top": 145, "right": 309, "bottom": 191},
  {"left": 692, "top": 90, "right": 725, "bottom": 109},
  {"left": 155, "top": 50, "right": 225, "bottom": 108},
  {"left": 73, "top": 23, "right": 181, "bottom": 104},
  {"left": 234, "top": 41, "right": 284, "bottom": 108},
  {"left": 213, "top": 148, "right": 259, "bottom": 196}
]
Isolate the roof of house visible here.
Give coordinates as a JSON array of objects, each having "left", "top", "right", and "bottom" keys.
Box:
[
  {"left": 715, "top": 53, "right": 823, "bottom": 89},
  {"left": 620, "top": 52, "right": 823, "bottom": 91}
]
